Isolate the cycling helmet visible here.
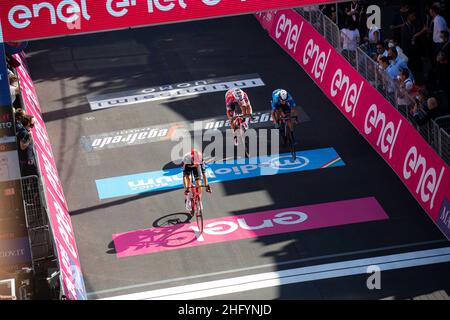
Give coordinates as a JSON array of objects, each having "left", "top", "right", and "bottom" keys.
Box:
[
  {"left": 232, "top": 88, "right": 245, "bottom": 102},
  {"left": 189, "top": 148, "right": 203, "bottom": 165},
  {"left": 279, "top": 89, "right": 288, "bottom": 102}
]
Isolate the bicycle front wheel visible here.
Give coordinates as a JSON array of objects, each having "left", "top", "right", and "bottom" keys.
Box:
[
  {"left": 285, "top": 124, "right": 296, "bottom": 160},
  {"left": 196, "top": 204, "right": 204, "bottom": 234}
]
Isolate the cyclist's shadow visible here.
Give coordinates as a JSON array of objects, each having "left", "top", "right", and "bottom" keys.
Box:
[{"left": 107, "top": 213, "right": 198, "bottom": 255}]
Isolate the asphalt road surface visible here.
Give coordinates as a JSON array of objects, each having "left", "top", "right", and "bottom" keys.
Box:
[{"left": 26, "top": 14, "right": 450, "bottom": 300}]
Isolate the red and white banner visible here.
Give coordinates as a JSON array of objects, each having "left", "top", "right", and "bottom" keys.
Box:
[
  {"left": 0, "top": 0, "right": 331, "bottom": 42},
  {"left": 14, "top": 53, "right": 87, "bottom": 300},
  {"left": 255, "top": 9, "right": 450, "bottom": 238}
]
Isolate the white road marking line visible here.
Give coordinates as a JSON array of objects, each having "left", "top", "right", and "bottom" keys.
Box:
[
  {"left": 99, "top": 246, "right": 450, "bottom": 300},
  {"left": 87, "top": 240, "right": 445, "bottom": 297}
]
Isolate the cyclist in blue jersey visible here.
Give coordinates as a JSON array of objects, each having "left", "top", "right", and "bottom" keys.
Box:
[{"left": 271, "top": 89, "right": 298, "bottom": 144}]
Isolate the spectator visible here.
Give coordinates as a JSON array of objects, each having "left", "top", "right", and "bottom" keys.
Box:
[
  {"left": 390, "top": 2, "right": 411, "bottom": 43},
  {"left": 341, "top": 20, "right": 360, "bottom": 64},
  {"left": 388, "top": 47, "right": 409, "bottom": 70},
  {"left": 430, "top": 4, "right": 449, "bottom": 46},
  {"left": 379, "top": 56, "right": 400, "bottom": 80},
  {"left": 397, "top": 68, "right": 415, "bottom": 108},
  {"left": 321, "top": 4, "right": 337, "bottom": 23},
  {"left": 374, "top": 41, "right": 389, "bottom": 61},
  {"left": 387, "top": 39, "right": 409, "bottom": 63},
  {"left": 9, "top": 71, "right": 20, "bottom": 105},
  {"left": 365, "top": 24, "right": 382, "bottom": 56},
  {"left": 436, "top": 30, "right": 450, "bottom": 93},
  {"left": 416, "top": 87, "right": 430, "bottom": 109},
  {"left": 411, "top": 97, "right": 441, "bottom": 125},
  {"left": 401, "top": 11, "right": 423, "bottom": 69},
  {"left": 345, "top": 0, "right": 363, "bottom": 25},
  {"left": 14, "top": 108, "right": 26, "bottom": 133},
  {"left": 16, "top": 115, "right": 38, "bottom": 177}
]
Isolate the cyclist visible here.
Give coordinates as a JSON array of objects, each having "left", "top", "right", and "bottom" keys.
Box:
[
  {"left": 271, "top": 89, "right": 298, "bottom": 145},
  {"left": 182, "top": 149, "right": 212, "bottom": 212},
  {"left": 225, "top": 87, "right": 253, "bottom": 146}
]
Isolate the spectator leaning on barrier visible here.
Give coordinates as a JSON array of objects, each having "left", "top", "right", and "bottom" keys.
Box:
[
  {"left": 374, "top": 41, "right": 389, "bottom": 61},
  {"left": 365, "top": 24, "right": 382, "bottom": 57},
  {"left": 411, "top": 97, "right": 441, "bottom": 126},
  {"left": 17, "top": 115, "right": 38, "bottom": 177},
  {"left": 341, "top": 19, "right": 360, "bottom": 64},
  {"left": 14, "top": 108, "right": 26, "bottom": 133},
  {"left": 388, "top": 46, "right": 409, "bottom": 72},
  {"left": 397, "top": 68, "right": 415, "bottom": 109},
  {"left": 379, "top": 56, "right": 400, "bottom": 80},
  {"left": 8, "top": 70, "right": 20, "bottom": 106},
  {"left": 387, "top": 39, "right": 409, "bottom": 63}
]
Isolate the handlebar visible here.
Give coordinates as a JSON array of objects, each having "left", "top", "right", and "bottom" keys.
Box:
[
  {"left": 280, "top": 115, "right": 298, "bottom": 121},
  {"left": 231, "top": 114, "right": 254, "bottom": 121},
  {"left": 189, "top": 185, "right": 209, "bottom": 189}
]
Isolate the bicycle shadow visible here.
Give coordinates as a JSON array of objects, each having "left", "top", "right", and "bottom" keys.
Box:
[{"left": 107, "top": 213, "right": 200, "bottom": 256}]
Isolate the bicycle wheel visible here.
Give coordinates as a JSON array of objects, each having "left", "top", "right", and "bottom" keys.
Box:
[
  {"left": 285, "top": 124, "right": 296, "bottom": 160},
  {"left": 195, "top": 197, "right": 204, "bottom": 234},
  {"left": 240, "top": 124, "right": 250, "bottom": 158}
]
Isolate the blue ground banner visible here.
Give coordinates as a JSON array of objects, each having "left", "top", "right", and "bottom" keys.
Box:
[{"left": 96, "top": 147, "right": 345, "bottom": 200}]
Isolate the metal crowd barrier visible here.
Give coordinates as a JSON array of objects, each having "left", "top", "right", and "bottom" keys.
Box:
[{"left": 296, "top": 6, "right": 450, "bottom": 165}]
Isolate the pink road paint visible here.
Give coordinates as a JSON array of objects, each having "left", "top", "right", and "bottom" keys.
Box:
[{"left": 113, "top": 197, "right": 388, "bottom": 258}]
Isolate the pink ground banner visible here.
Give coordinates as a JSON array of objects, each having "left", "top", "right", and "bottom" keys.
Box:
[
  {"left": 113, "top": 197, "right": 388, "bottom": 258},
  {"left": 14, "top": 53, "right": 87, "bottom": 300},
  {"left": 1, "top": 0, "right": 331, "bottom": 43},
  {"left": 256, "top": 10, "right": 450, "bottom": 234}
]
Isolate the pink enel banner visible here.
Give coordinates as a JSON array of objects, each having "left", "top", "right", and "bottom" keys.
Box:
[
  {"left": 1, "top": 0, "right": 331, "bottom": 42},
  {"left": 255, "top": 9, "right": 450, "bottom": 230},
  {"left": 113, "top": 197, "right": 388, "bottom": 258},
  {"left": 14, "top": 53, "right": 87, "bottom": 300}
]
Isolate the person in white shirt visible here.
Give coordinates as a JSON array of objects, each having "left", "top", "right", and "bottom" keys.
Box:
[
  {"left": 430, "top": 4, "right": 449, "bottom": 44},
  {"left": 8, "top": 70, "right": 20, "bottom": 104},
  {"left": 387, "top": 39, "right": 409, "bottom": 63},
  {"left": 396, "top": 68, "right": 415, "bottom": 107},
  {"left": 341, "top": 22, "right": 361, "bottom": 51}
]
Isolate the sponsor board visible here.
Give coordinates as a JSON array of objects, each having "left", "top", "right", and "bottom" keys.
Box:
[
  {"left": 0, "top": 179, "right": 32, "bottom": 272},
  {"left": 88, "top": 74, "right": 265, "bottom": 110},
  {"left": 0, "top": 151, "right": 22, "bottom": 182},
  {"left": 113, "top": 197, "right": 388, "bottom": 257},
  {"left": 437, "top": 194, "right": 450, "bottom": 240},
  {"left": 0, "top": 0, "right": 332, "bottom": 43},
  {"left": 95, "top": 147, "right": 345, "bottom": 199},
  {"left": 80, "top": 110, "right": 310, "bottom": 152},
  {"left": 255, "top": 10, "right": 450, "bottom": 237},
  {"left": 14, "top": 53, "right": 87, "bottom": 300}
]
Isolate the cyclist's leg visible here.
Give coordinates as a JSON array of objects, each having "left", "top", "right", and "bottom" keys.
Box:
[
  {"left": 193, "top": 166, "right": 202, "bottom": 197},
  {"left": 283, "top": 109, "right": 296, "bottom": 145},
  {"left": 272, "top": 109, "right": 281, "bottom": 127},
  {"left": 183, "top": 170, "right": 191, "bottom": 193}
]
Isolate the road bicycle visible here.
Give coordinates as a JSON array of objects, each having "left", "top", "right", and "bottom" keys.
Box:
[
  {"left": 231, "top": 114, "right": 254, "bottom": 158},
  {"left": 186, "top": 174, "right": 209, "bottom": 234},
  {"left": 278, "top": 114, "right": 298, "bottom": 160}
]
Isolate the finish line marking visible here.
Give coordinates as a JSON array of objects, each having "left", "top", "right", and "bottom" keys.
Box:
[{"left": 99, "top": 247, "right": 450, "bottom": 300}]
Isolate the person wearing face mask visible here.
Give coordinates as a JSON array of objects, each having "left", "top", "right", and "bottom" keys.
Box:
[
  {"left": 387, "top": 39, "right": 409, "bottom": 63},
  {"left": 374, "top": 41, "right": 389, "bottom": 61}
]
